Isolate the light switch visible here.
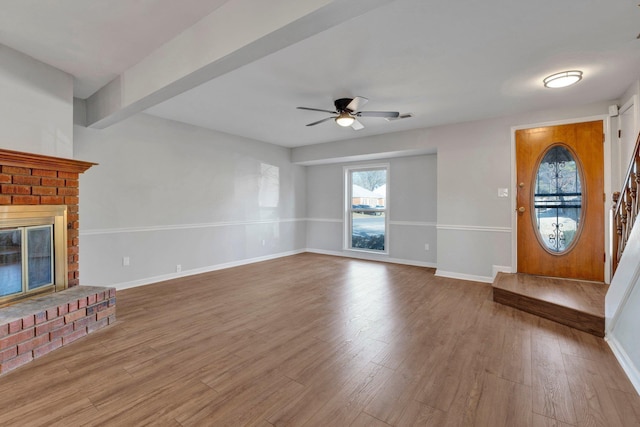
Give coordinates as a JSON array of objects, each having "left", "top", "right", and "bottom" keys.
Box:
[{"left": 498, "top": 188, "right": 509, "bottom": 198}]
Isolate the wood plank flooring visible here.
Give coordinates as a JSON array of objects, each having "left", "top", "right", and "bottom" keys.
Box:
[
  {"left": 0, "top": 253, "right": 638, "bottom": 426},
  {"left": 492, "top": 272, "right": 607, "bottom": 337}
]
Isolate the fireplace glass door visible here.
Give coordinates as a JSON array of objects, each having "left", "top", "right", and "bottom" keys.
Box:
[{"left": 0, "top": 225, "right": 54, "bottom": 299}]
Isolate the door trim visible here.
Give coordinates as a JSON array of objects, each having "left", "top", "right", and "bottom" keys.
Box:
[
  {"left": 618, "top": 95, "right": 638, "bottom": 189},
  {"left": 510, "top": 114, "right": 613, "bottom": 283}
]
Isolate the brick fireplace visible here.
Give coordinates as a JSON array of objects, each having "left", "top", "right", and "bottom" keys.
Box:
[
  {"left": 0, "top": 148, "right": 116, "bottom": 375},
  {"left": 0, "top": 148, "right": 96, "bottom": 292}
]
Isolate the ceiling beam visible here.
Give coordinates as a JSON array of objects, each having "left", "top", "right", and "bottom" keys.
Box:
[{"left": 85, "top": 0, "right": 395, "bottom": 129}]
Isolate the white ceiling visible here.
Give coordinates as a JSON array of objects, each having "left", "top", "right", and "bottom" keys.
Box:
[
  {"left": 0, "top": 0, "right": 231, "bottom": 98},
  {"left": 2, "top": 0, "right": 640, "bottom": 148}
]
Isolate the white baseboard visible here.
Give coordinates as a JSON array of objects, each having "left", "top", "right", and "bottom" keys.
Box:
[
  {"left": 492, "top": 265, "right": 512, "bottom": 279},
  {"left": 606, "top": 334, "right": 640, "bottom": 396},
  {"left": 434, "top": 269, "right": 493, "bottom": 284},
  {"left": 112, "top": 249, "right": 491, "bottom": 290},
  {"left": 305, "top": 248, "right": 437, "bottom": 268},
  {"left": 112, "top": 249, "right": 306, "bottom": 291},
  {"left": 113, "top": 249, "right": 438, "bottom": 291}
]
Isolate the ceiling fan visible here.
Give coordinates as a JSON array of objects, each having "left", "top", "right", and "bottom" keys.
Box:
[{"left": 297, "top": 96, "right": 399, "bottom": 130}]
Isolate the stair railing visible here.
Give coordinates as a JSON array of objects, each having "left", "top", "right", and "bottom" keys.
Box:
[{"left": 612, "top": 131, "right": 640, "bottom": 275}]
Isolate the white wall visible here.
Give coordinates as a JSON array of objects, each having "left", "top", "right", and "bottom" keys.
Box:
[
  {"left": 74, "top": 114, "right": 307, "bottom": 288},
  {"left": 0, "top": 44, "right": 73, "bottom": 158},
  {"left": 433, "top": 118, "right": 512, "bottom": 281},
  {"left": 306, "top": 155, "right": 437, "bottom": 266}
]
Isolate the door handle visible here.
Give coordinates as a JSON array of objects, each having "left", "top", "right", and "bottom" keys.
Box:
[{"left": 518, "top": 206, "right": 525, "bottom": 213}]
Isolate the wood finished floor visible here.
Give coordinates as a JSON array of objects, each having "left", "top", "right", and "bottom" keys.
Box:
[{"left": 0, "top": 253, "right": 638, "bottom": 426}]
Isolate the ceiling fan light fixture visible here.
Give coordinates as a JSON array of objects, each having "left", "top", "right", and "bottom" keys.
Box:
[
  {"left": 543, "top": 70, "right": 583, "bottom": 88},
  {"left": 335, "top": 112, "right": 355, "bottom": 127}
]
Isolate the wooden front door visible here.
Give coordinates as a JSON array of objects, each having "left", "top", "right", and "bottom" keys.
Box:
[{"left": 516, "top": 121, "right": 604, "bottom": 281}]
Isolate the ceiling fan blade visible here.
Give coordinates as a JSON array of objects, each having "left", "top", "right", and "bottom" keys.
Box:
[
  {"left": 297, "top": 106, "right": 337, "bottom": 114},
  {"left": 356, "top": 111, "right": 400, "bottom": 118},
  {"left": 385, "top": 113, "right": 413, "bottom": 121},
  {"left": 351, "top": 119, "right": 364, "bottom": 130},
  {"left": 306, "top": 117, "right": 336, "bottom": 126},
  {"left": 346, "top": 96, "right": 368, "bottom": 112}
]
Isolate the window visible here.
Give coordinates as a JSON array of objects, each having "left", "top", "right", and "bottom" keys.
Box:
[
  {"left": 0, "top": 225, "right": 54, "bottom": 299},
  {"left": 345, "top": 165, "right": 388, "bottom": 252},
  {"left": 533, "top": 144, "right": 583, "bottom": 254}
]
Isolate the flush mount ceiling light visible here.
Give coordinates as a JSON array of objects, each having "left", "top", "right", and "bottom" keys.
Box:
[
  {"left": 335, "top": 111, "right": 355, "bottom": 127},
  {"left": 543, "top": 70, "right": 583, "bottom": 88}
]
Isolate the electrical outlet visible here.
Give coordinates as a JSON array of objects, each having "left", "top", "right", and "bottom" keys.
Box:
[
  {"left": 424, "top": 244, "right": 429, "bottom": 251},
  {"left": 123, "top": 256, "right": 130, "bottom": 266},
  {"left": 176, "top": 264, "right": 182, "bottom": 273}
]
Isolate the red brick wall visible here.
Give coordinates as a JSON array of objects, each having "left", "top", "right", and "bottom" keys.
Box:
[
  {"left": 0, "top": 165, "right": 81, "bottom": 287},
  {"left": 0, "top": 287, "right": 116, "bottom": 375}
]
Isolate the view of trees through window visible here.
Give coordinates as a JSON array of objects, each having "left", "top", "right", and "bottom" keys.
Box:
[
  {"left": 348, "top": 167, "right": 387, "bottom": 251},
  {"left": 0, "top": 225, "right": 53, "bottom": 298},
  {"left": 533, "top": 145, "right": 582, "bottom": 253}
]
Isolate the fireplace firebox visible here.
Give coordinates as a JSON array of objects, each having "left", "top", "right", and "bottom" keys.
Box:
[{"left": 0, "top": 205, "right": 68, "bottom": 306}]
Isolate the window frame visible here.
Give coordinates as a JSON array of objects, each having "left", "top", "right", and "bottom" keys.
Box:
[{"left": 344, "top": 163, "right": 389, "bottom": 254}]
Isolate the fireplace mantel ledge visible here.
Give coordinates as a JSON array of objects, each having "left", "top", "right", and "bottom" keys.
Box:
[{"left": 0, "top": 148, "right": 97, "bottom": 173}]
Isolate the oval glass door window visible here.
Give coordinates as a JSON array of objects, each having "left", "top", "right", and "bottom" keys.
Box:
[{"left": 533, "top": 144, "right": 583, "bottom": 254}]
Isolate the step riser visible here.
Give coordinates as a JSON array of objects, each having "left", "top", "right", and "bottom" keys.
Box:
[{"left": 493, "top": 287, "right": 604, "bottom": 337}]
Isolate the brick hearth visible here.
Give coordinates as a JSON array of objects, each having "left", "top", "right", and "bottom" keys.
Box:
[{"left": 0, "top": 286, "right": 116, "bottom": 374}]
